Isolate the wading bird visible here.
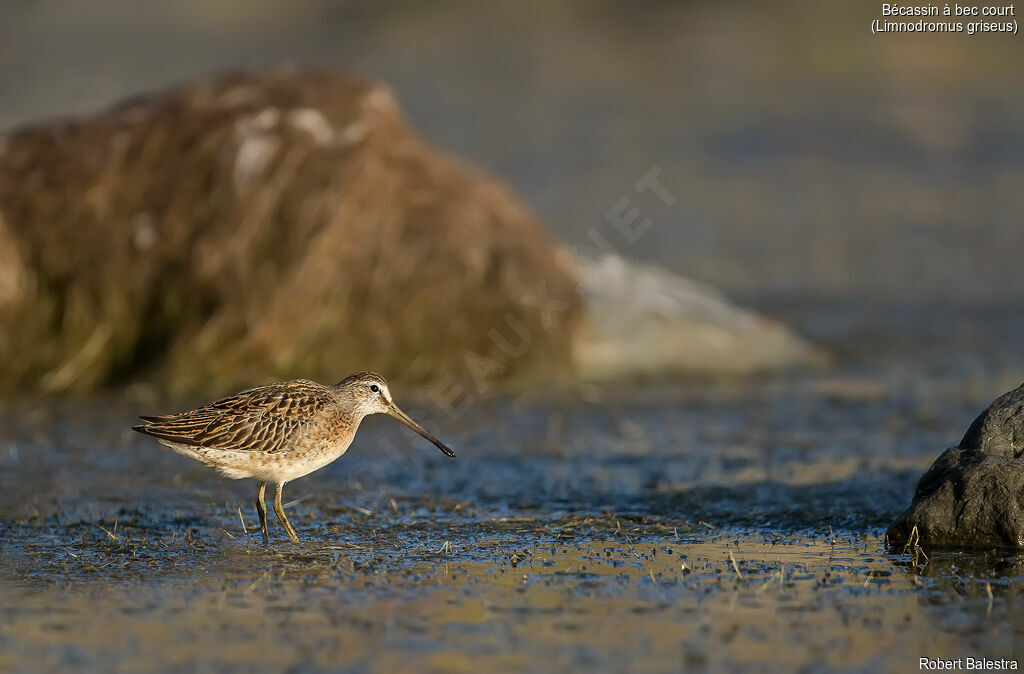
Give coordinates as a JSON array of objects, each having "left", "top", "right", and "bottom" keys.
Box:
[{"left": 132, "top": 372, "right": 455, "bottom": 544}]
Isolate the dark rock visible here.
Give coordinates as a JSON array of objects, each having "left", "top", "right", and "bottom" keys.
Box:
[{"left": 887, "top": 383, "right": 1024, "bottom": 548}]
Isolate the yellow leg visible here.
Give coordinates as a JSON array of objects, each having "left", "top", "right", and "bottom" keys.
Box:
[
  {"left": 255, "top": 481, "right": 269, "bottom": 545},
  {"left": 273, "top": 482, "right": 300, "bottom": 544}
]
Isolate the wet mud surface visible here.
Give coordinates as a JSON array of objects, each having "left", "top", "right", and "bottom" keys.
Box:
[
  {"left": 5, "top": 525, "right": 1024, "bottom": 674},
  {"left": 4, "top": 318, "right": 1024, "bottom": 672},
  {"left": 3, "top": 3, "right": 1024, "bottom": 671}
]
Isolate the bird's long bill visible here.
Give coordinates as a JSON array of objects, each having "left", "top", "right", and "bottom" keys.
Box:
[{"left": 388, "top": 405, "right": 456, "bottom": 458}]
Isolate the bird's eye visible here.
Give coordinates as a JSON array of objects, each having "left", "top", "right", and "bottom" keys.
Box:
[{"left": 370, "top": 384, "right": 379, "bottom": 393}]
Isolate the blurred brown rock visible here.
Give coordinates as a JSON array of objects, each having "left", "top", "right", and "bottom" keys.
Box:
[
  {"left": 0, "top": 67, "right": 582, "bottom": 394},
  {"left": 0, "top": 66, "right": 822, "bottom": 396}
]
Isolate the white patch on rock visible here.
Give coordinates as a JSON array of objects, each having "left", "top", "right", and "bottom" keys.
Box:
[
  {"left": 337, "top": 121, "right": 368, "bottom": 147},
  {"left": 286, "top": 108, "right": 335, "bottom": 146},
  {"left": 131, "top": 213, "right": 158, "bottom": 252},
  {"left": 249, "top": 108, "right": 281, "bottom": 131},
  {"left": 234, "top": 135, "right": 280, "bottom": 190},
  {"left": 362, "top": 85, "right": 398, "bottom": 117},
  {"left": 232, "top": 108, "right": 282, "bottom": 190},
  {"left": 570, "top": 250, "right": 823, "bottom": 379}
]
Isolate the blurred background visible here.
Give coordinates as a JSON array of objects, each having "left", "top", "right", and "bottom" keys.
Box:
[
  {"left": 4, "top": 0, "right": 1023, "bottom": 322},
  {"left": 4, "top": 3, "right": 1024, "bottom": 671},
  {"left": 4, "top": 0, "right": 1024, "bottom": 387}
]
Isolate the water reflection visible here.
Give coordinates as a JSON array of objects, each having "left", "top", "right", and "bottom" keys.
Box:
[{"left": 4, "top": 511, "right": 1023, "bottom": 672}]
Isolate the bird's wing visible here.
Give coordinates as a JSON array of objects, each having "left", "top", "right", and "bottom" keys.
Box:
[{"left": 133, "top": 380, "right": 332, "bottom": 454}]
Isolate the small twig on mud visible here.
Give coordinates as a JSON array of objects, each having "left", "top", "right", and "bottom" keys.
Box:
[
  {"left": 437, "top": 541, "right": 453, "bottom": 556},
  {"left": 902, "top": 525, "right": 929, "bottom": 567},
  {"left": 237, "top": 505, "right": 249, "bottom": 535},
  {"left": 284, "top": 493, "right": 314, "bottom": 508},
  {"left": 758, "top": 565, "right": 784, "bottom": 593},
  {"left": 612, "top": 519, "right": 636, "bottom": 545},
  {"left": 222, "top": 529, "right": 237, "bottom": 540},
  {"left": 829, "top": 526, "right": 836, "bottom": 545},
  {"left": 354, "top": 506, "right": 373, "bottom": 516},
  {"left": 863, "top": 570, "right": 881, "bottom": 588},
  {"left": 986, "top": 582, "right": 994, "bottom": 616},
  {"left": 904, "top": 525, "right": 919, "bottom": 552},
  {"left": 728, "top": 551, "right": 743, "bottom": 581},
  {"left": 97, "top": 523, "right": 118, "bottom": 541},
  {"left": 245, "top": 571, "right": 271, "bottom": 593},
  {"left": 390, "top": 498, "right": 399, "bottom": 516},
  {"left": 698, "top": 521, "right": 716, "bottom": 531}
]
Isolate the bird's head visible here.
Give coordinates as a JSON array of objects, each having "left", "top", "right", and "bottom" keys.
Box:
[{"left": 335, "top": 371, "right": 455, "bottom": 458}]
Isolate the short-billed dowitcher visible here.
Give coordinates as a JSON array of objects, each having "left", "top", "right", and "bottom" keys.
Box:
[{"left": 132, "top": 372, "right": 454, "bottom": 544}]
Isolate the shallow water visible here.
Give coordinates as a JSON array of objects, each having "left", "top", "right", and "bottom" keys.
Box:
[
  {"left": 4, "top": 2, "right": 1024, "bottom": 670},
  {"left": 5, "top": 526, "right": 1024, "bottom": 674},
  {"left": 4, "top": 318, "right": 1024, "bottom": 672}
]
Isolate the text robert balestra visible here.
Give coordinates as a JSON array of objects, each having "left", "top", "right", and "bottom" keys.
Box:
[{"left": 921, "top": 658, "right": 1018, "bottom": 670}]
